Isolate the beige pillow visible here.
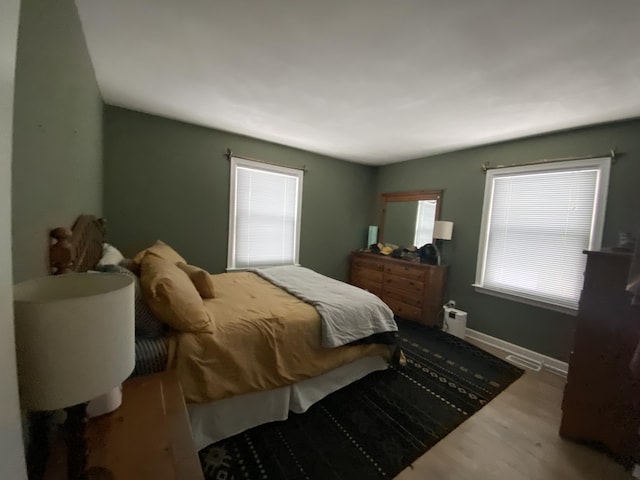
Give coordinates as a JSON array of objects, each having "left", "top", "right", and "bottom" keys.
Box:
[
  {"left": 177, "top": 263, "right": 216, "bottom": 299},
  {"left": 133, "top": 240, "right": 186, "bottom": 268},
  {"left": 140, "top": 254, "right": 211, "bottom": 333}
]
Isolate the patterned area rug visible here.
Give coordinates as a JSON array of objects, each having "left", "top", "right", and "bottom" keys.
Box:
[{"left": 199, "top": 318, "right": 524, "bottom": 479}]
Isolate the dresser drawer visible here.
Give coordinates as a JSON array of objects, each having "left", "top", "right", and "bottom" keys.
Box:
[
  {"left": 383, "top": 273, "right": 424, "bottom": 295},
  {"left": 352, "top": 256, "right": 384, "bottom": 271},
  {"left": 352, "top": 277, "right": 383, "bottom": 297},
  {"left": 384, "top": 263, "right": 425, "bottom": 281},
  {"left": 384, "top": 297, "right": 422, "bottom": 321},
  {"left": 382, "top": 285, "right": 423, "bottom": 308},
  {"left": 351, "top": 266, "right": 383, "bottom": 283}
]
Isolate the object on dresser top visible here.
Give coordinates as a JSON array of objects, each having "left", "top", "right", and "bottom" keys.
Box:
[
  {"left": 431, "top": 220, "right": 454, "bottom": 266},
  {"left": 418, "top": 243, "right": 439, "bottom": 265},
  {"left": 396, "top": 246, "right": 421, "bottom": 262},
  {"left": 349, "top": 251, "right": 447, "bottom": 327},
  {"left": 367, "top": 225, "right": 379, "bottom": 248},
  {"left": 379, "top": 244, "right": 396, "bottom": 255},
  {"left": 362, "top": 243, "right": 421, "bottom": 262}
]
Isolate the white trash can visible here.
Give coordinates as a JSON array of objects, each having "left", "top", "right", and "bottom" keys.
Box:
[{"left": 443, "top": 307, "right": 467, "bottom": 338}]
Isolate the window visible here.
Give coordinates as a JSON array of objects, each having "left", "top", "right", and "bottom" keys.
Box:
[
  {"left": 474, "top": 157, "right": 610, "bottom": 313},
  {"left": 227, "top": 157, "right": 303, "bottom": 269},
  {"left": 414, "top": 200, "right": 437, "bottom": 246}
]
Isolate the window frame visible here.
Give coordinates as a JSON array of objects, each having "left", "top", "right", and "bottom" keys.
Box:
[
  {"left": 473, "top": 157, "right": 611, "bottom": 314},
  {"left": 227, "top": 156, "right": 304, "bottom": 270}
]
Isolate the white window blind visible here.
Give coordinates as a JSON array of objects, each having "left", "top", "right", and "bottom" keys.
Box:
[
  {"left": 228, "top": 157, "right": 303, "bottom": 269},
  {"left": 474, "top": 157, "right": 610, "bottom": 312}
]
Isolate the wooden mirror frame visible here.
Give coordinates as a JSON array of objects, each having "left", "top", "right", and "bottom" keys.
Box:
[{"left": 379, "top": 189, "right": 443, "bottom": 245}]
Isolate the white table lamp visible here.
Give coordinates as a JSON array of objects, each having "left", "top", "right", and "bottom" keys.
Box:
[
  {"left": 14, "top": 273, "right": 135, "bottom": 479},
  {"left": 433, "top": 221, "right": 454, "bottom": 265}
]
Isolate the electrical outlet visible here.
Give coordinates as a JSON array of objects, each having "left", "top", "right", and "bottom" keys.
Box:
[{"left": 446, "top": 300, "right": 456, "bottom": 308}]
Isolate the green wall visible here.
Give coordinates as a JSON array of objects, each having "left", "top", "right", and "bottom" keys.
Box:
[
  {"left": 376, "top": 119, "right": 640, "bottom": 360},
  {"left": 12, "top": 0, "right": 103, "bottom": 282},
  {"left": 104, "top": 106, "right": 375, "bottom": 281}
]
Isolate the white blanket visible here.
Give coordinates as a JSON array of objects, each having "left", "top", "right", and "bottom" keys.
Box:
[{"left": 253, "top": 266, "right": 397, "bottom": 347}]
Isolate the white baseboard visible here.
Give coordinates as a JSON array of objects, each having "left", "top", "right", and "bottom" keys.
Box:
[{"left": 465, "top": 328, "right": 568, "bottom": 378}]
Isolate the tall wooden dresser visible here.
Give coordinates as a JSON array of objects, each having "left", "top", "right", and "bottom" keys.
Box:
[
  {"left": 560, "top": 250, "right": 640, "bottom": 463},
  {"left": 349, "top": 252, "right": 446, "bottom": 326}
]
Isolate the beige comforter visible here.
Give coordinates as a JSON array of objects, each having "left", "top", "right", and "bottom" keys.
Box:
[{"left": 166, "top": 271, "right": 391, "bottom": 403}]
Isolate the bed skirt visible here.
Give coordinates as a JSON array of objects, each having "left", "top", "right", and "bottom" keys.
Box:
[{"left": 187, "top": 355, "right": 389, "bottom": 450}]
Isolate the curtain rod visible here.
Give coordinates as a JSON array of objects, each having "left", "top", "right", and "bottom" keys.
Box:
[
  {"left": 225, "top": 149, "right": 307, "bottom": 173},
  {"left": 482, "top": 148, "right": 619, "bottom": 172}
]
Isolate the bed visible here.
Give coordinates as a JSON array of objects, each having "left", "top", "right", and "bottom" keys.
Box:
[{"left": 49, "top": 215, "right": 399, "bottom": 449}]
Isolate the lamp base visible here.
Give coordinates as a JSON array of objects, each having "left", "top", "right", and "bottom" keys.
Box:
[
  {"left": 65, "top": 402, "right": 117, "bottom": 480},
  {"left": 433, "top": 240, "right": 442, "bottom": 266},
  {"left": 86, "top": 385, "right": 123, "bottom": 418},
  {"left": 64, "top": 403, "right": 87, "bottom": 480}
]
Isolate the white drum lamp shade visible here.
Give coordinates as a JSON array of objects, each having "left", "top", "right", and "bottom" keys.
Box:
[
  {"left": 433, "top": 221, "right": 454, "bottom": 241},
  {"left": 13, "top": 273, "right": 135, "bottom": 411}
]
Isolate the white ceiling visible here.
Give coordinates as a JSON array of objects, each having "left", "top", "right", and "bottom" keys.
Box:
[{"left": 76, "top": 0, "right": 640, "bottom": 165}]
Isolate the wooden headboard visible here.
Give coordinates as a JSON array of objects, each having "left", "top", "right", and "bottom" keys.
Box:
[{"left": 49, "top": 215, "right": 107, "bottom": 274}]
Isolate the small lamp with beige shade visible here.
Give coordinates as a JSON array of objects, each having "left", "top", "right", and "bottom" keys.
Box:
[
  {"left": 14, "top": 273, "right": 135, "bottom": 480},
  {"left": 433, "top": 220, "right": 454, "bottom": 266}
]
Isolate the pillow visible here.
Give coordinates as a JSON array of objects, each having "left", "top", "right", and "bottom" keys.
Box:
[
  {"left": 97, "top": 243, "right": 125, "bottom": 267},
  {"left": 97, "top": 264, "right": 165, "bottom": 338},
  {"left": 177, "top": 263, "right": 216, "bottom": 299},
  {"left": 140, "top": 254, "right": 211, "bottom": 333},
  {"left": 132, "top": 240, "right": 186, "bottom": 269}
]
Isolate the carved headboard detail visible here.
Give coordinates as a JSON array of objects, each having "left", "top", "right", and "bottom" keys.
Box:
[{"left": 49, "top": 215, "right": 107, "bottom": 274}]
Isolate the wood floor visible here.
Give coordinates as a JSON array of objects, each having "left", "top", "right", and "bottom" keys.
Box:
[{"left": 395, "top": 341, "right": 635, "bottom": 480}]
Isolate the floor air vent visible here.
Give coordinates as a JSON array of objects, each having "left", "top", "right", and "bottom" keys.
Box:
[{"left": 505, "top": 354, "right": 542, "bottom": 372}]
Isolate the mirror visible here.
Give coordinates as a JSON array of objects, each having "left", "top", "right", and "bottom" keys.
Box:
[{"left": 379, "top": 190, "right": 442, "bottom": 247}]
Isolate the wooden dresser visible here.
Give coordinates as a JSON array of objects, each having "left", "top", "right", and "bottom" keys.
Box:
[
  {"left": 560, "top": 250, "right": 640, "bottom": 463},
  {"left": 350, "top": 252, "right": 447, "bottom": 326}
]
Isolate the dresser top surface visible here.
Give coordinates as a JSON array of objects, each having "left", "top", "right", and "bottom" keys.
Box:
[
  {"left": 584, "top": 248, "right": 634, "bottom": 258},
  {"left": 352, "top": 251, "right": 447, "bottom": 268}
]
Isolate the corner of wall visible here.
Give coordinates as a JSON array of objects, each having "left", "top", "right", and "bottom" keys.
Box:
[
  {"left": 1, "top": 0, "right": 28, "bottom": 476},
  {"left": 11, "top": 0, "right": 104, "bottom": 282}
]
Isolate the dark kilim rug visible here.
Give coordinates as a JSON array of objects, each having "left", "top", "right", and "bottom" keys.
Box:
[{"left": 199, "top": 318, "right": 524, "bottom": 479}]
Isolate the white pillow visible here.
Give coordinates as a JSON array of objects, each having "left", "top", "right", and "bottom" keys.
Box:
[{"left": 97, "top": 243, "right": 125, "bottom": 267}]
